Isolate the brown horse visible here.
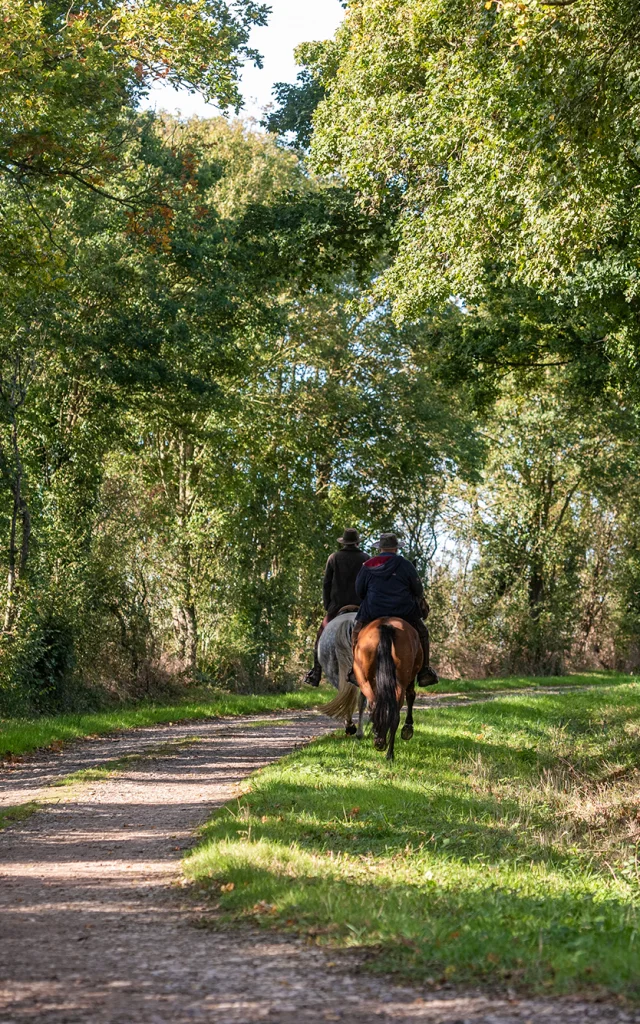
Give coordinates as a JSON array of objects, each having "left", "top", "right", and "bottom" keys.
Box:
[{"left": 352, "top": 617, "right": 423, "bottom": 761}]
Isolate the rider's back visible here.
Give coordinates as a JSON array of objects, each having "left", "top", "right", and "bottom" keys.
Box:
[
  {"left": 355, "top": 553, "right": 422, "bottom": 622},
  {"left": 324, "top": 547, "right": 369, "bottom": 614}
]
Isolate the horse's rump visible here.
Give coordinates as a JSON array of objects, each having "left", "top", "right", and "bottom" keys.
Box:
[
  {"left": 354, "top": 618, "right": 421, "bottom": 754},
  {"left": 319, "top": 612, "right": 359, "bottom": 720},
  {"left": 370, "top": 623, "right": 399, "bottom": 750}
]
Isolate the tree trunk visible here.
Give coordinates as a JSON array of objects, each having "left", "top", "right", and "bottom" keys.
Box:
[
  {"left": 175, "top": 433, "right": 198, "bottom": 678},
  {"left": 3, "top": 423, "right": 30, "bottom": 633},
  {"left": 3, "top": 488, "right": 19, "bottom": 633},
  {"left": 528, "top": 562, "right": 545, "bottom": 621}
]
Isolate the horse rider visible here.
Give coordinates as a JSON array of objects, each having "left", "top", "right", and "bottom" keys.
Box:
[
  {"left": 350, "top": 533, "right": 439, "bottom": 687},
  {"left": 304, "top": 528, "right": 369, "bottom": 687}
]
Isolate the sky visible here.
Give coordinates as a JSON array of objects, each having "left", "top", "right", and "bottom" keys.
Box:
[{"left": 144, "top": 0, "right": 345, "bottom": 123}]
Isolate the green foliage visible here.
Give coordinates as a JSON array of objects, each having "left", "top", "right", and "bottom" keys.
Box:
[
  {"left": 3, "top": 0, "right": 640, "bottom": 711},
  {"left": 186, "top": 678, "right": 640, "bottom": 997},
  {"left": 262, "top": 69, "right": 326, "bottom": 150},
  {"left": 309, "top": 0, "right": 640, "bottom": 389},
  {"left": 427, "top": 371, "right": 640, "bottom": 677}
]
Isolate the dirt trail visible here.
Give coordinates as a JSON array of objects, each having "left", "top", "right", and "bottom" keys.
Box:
[{"left": 0, "top": 709, "right": 637, "bottom": 1024}]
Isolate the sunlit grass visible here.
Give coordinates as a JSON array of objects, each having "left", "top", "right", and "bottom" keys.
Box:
[
  {"left": 2, "top": 674, "right": 629, "bottom": 760},
  {"left": 186, "top": 680, "right": 640, "bottom": 998},
  {"left": 429, "top": 670, "right": 632, "bottom": 695}
]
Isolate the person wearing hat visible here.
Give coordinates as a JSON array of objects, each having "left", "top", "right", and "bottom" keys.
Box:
[
  {"left": 304, "top": 529, "right": 369, "bottom": 687},
  {"left": 350, "top": 533, "right": 439, "bottom": 687}
]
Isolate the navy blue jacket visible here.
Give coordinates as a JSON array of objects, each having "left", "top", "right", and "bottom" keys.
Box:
[{"left": 355, "top": 553, "right": 424, "bottom": 622}]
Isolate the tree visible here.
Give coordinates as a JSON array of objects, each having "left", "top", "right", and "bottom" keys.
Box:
[
  {"left": 307, "top": 0, "right": 640, "bottom": 389},
  {"left": 262, "top": 69, "right": 326, "bottom": 150},
  {"left": 429, "top": 371, "right": 640, "bottom": 674},
  {"left": 0, "top": 0, "right": 267, "bottom": 186}
]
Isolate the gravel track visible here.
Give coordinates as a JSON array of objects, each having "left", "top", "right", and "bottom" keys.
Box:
[{"left": 0, "top": 707, "right": 637, "bottom": 1024}]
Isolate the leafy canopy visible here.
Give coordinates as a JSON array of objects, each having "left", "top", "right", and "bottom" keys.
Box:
[
  {"left": 0, "top": 0, "right": 268, "bottom": 192},
  {"left": 307, "top": 0, "right": 640, "bottom": 387}
]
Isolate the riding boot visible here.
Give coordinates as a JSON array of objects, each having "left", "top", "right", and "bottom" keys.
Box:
[
  {"left": 415, "top": 619, "right": 439, "bottom": 686},
  {"left": 304, "top": 627, "right": 324, "bottom": 687},
  {"left": 347, "top": 620, "right": 364, "bottom": 686},
  {"left": 304, "top": 662, "right": 322, "bottom": 687}
]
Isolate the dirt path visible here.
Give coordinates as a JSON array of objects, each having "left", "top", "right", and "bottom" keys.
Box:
[{"left": 1, "top": 710, "right": 637, "bottom": 1024}]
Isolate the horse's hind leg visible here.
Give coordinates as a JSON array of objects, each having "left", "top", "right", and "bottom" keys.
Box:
[
  {"left": 356, "top": 692, "right": 367, "bottom": 740},
  {"left": 401, "top": 683, "right": 416, "bottom": 742},
  {"left": 345, "top": 713, "right": 357, "bottom": 737}
]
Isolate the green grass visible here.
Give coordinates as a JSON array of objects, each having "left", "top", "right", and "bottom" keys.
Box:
[
  {"left": 186, "top": 679, "right": 640, "bottom": 999},
  {"left": 0, "top": 686, "right": 335, "bottom": 759},
  {"left": 428, "top": 670, "right": 633, "bottom": 695},
  {"left": 0, "top": 801, "right": 39, "bottom": 831}
]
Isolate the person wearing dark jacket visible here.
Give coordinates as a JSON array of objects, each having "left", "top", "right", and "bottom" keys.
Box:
[
  {"left": 304, "top": 529, "right": 369, "bottom": 687},
  {"left": 351, "top": 533, "right": 439, "bottom": 686}
]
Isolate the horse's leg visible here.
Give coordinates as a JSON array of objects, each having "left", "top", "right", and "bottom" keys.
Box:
[
  {"left": 354, "top": 692, "right": 364, "bottom": 741},
  {"left": 401, "top": 682, "right": 416, "bottom": 742},
  {"left": 345, "top": 710, "right": 357, "bottom": 737},
  {"left": 386, "top": 703, "right": 400, "bottom": 762}
]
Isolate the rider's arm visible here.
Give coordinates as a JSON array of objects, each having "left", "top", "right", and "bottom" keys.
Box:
[
  {"left": 322, "top": 556, "right": 335, "bottom": 610},
  {"left": 405, "top": 560, "right": 425, "bottom": 600},
  {"left": 355, "top": 565, "right": 368, "bottom": 601}
]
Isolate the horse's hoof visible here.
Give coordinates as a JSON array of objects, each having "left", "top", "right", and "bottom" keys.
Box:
[
  {"left": 345, "top": 724, "right": 357, "bottom": 736},
  {"left": 401, "top": 725, "right": 414, "bottom": 741},
  {"left": 374, "top": 737, "right": 387, "bottom": 751}
]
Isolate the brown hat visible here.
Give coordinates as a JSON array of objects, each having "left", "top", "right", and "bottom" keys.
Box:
[
  {"left": 338, "top": 528, "right": 360, "bottom": 546},
  {"left": 378, "top": 533, "right": 399, "bottom": 550}
]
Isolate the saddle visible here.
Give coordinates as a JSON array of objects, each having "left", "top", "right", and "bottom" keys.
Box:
[{"left": 338, "top": 604, "right": 360, "bottom": 615}]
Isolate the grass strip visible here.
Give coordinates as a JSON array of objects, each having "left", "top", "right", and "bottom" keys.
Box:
[
  {"left": 0, "top": 686, "right": 335, "bottom": 760},
  {"left": 186, "top": 680, "right": 640, "bottom": 1000},
  {"left": 0, "top": 801, "right": 39, "bottom": 831},
  {"left": 0, "top": 674, "right": 630, "bottom": 761},
  {"left": 428, "top": 670, "right": 632, "bottom": 695},
  {"left": 52, "top": 738, "right": 202, "bottom": 787}
]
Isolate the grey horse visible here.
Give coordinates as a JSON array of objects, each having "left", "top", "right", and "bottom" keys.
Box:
[{"left": 319, "top": 612, "right": 368, "bottom": 739}]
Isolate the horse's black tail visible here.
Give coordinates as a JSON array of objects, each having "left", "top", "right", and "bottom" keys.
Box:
[{"left": 371, "top": 624, "right": 399, "bottom": 752}]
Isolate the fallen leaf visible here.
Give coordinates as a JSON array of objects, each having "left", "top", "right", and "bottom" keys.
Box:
[{"left": 252, "top": 900, "right": 277, "bottom": 915}]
